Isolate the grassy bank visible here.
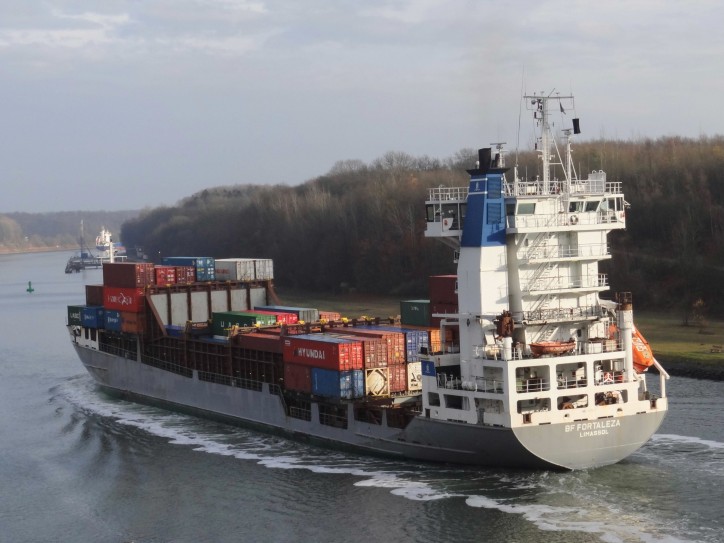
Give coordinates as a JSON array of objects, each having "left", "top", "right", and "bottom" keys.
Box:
[{"left": 635, "top": 311, "right": 724, "bottom": 380}]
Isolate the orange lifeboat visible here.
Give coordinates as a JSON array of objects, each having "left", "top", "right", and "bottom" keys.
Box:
[
  {"left": 529, "top": 340, "right": 576, "bottom": 357},
  {"left": 632, "top": 326, "right": 655, "bottom": 373}
]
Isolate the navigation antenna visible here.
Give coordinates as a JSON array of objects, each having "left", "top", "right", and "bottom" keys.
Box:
[{"left": 490, "top": 142, "right": 507, "bottom": 168}]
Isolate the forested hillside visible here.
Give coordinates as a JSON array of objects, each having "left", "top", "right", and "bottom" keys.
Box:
[
  {"left": 0, "top": 211, "right": 139, "bottom": 253},
  {"left": 121, "top": 137, "right": 724, "bottom": 316}
]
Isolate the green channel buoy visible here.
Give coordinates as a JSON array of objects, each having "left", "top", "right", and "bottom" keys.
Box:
[{"left": 26, "top": 281, "right": 34, "bottom": 293}]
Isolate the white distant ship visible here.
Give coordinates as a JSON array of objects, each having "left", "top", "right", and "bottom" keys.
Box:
[{"left": 95, "top": 227, "right": 126, "bottom": 258}]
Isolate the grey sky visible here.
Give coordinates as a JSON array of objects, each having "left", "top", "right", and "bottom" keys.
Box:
[{"left": 1, "top": 1, "right": 722, "bottom": 213}]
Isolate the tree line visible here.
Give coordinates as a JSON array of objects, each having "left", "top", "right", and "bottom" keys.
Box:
[
  {"left": 0, "top": 211, "right": 139, "bottom": 252},
  {"left": 111, "top": 136, "right": 724, "bottom": 317}
]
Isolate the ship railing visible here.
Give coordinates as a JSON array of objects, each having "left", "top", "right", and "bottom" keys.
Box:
[
  {"left": 319, "top": 411, "right": 348, "bottom": 429},
  {"left": 466, "top": 377, "right": 505, "bottom": 393},
  {"left": 268, "top": 383, "right": 289, "bottom": 414},
  {"left": 198, "top": 371, "right": 233, "bottom": 386},
  {"left": 523, "top": 273, "right": 608, "bottom": 293},
  {"left": 587, "top": 339, "right": 622, "bottom": 355},
  {"left": 426, "top": 186, "right": 468, "bottom": 201},
  {"left": 516, "top": 378, "right": 550, "bottom": 393},
  {"left": 516, "top": 304, "right": 606, "bottom": 324},
  {"left": 437, "top": 374, "right": 461, "bottom": 390},
  {"left": 523, "top": 242, "right": 610, "bottom": 261},
  {"left": 556, "top": 376, "right": 588, "bottom": 389},
  {"left": 504, "top": 175, "right": 620, "bottom": 197},
  {"left": 99, "top": 341, "right": 137, "bottom": 361},
  {"left": 504, "top": 179, "right": 567, "bottom": 196},
  {"left": 476, "top": 343, "right": 525, "bottom": 361},
  {"left": 509, "top": 210, "right": 624, "bottom": 230},
  {"left": 140, "top": 353, "right": 194, "bottom": 378},
  {"left": 289, "top": 405, "right": 312, "bottom": 421}
]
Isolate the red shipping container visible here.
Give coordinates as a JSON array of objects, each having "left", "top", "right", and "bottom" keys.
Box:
[
  {"left": 388, "top": 362, "right": 408, "bottom": 393},
  {"left": 429, "top": 275, "right": 458, "bottom": 305},
  {"left": 85, "top": 284, "right": 104, "bottom": 306},
  {"left": 282, "top": 336, "right": 363, "bottom": 371},
  {"left": 175, "top": 266, "right": 196, "bottom": 285},
  {"left": 103, "top": 286, "right": 146, "bottom": 313},
  {"left": 328, "top": 333, "right": 388, "bottom": 368},
  {"left": 319, "top": 311, "right": 342, "bottom": 321},
  {"left": 103, "top": 262, "right": 155, "bottom": 288},
  {"left": 120, "top": 311, "right": 146, "bottom": 334},
  {"left": 154, "top": 266, "right": 177, "bottom": 285},
  {"left": 333, "top": 328, "right": 406, "bottom": 365},
  {"left": 252, "top": 309, "right": 298, "bottom": 325},
  {"left": 284, "top": 363, "right": 312, "bottom": 393},
  {"left": 236, "top": 332, "right": 283, "bottom": 353}
]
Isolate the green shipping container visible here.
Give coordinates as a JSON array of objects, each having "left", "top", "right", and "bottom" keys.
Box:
[
  {"left": 67, "top": 305, "right": 84, "bottom": 326},
  {"left": 400, "top": 300, "right": 431, "bottom": 327},
  {"left": 212, "top": 311, "right": 278, "bottom": 336}
]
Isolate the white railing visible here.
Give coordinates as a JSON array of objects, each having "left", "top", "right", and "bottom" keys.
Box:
[
  {"left": 427, "top": 186, "right": 468, "bottom": 202},
  {"left": 516, "top": 304, "right": 606, "bottom": 323},
  {"left": 524, "top": 273, "right": 608, "bottom": 293},
  {"left": 524, "top": 242, "right": 610, "bottom": 261},
  {"left": 509, "top": 212, "right": 623, "bottom": 230}
]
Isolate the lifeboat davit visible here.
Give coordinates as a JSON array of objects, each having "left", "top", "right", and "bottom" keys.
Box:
[
  {"left": 529, "top": 340, "right": 576, "bottom": 357},
  {"left": 632, "top": 326, "right": 655, "bottom": 373}
]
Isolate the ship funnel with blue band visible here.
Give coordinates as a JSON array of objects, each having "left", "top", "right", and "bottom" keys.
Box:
[{"left": 461, "top": 148, "right": 508, "bottom": 248}]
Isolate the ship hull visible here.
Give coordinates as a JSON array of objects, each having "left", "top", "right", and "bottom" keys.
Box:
[{"left": 73, "top": 345, "right": 664, "bottom": 470}]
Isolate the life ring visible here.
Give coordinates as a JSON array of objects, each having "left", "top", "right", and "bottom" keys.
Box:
[{"left": 570, "top": 215, "right": 578, "bottom": 225}]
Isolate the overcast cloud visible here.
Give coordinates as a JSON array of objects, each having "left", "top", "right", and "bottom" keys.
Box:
[{"left": 1, "top": 1, "right": 722, "bottom": 212}]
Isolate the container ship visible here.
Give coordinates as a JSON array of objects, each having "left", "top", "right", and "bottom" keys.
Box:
[{"left": 67, "top": 94, "right": 668, "bottom": 470}]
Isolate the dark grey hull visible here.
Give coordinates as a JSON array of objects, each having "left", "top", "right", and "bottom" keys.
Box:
[{"left": 74, "top": 345, "right": 665, "bottom": 470}]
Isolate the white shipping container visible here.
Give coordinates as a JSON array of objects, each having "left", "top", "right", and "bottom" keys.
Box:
[
  {"left": 407, "top": 362, "right": 422, "bottom": 391},
  {"left": 215, "top": 258, "right": 256, "bottom": 281},
  {"left": 254, "top": 259, "right": 274, "bottom": 280}
]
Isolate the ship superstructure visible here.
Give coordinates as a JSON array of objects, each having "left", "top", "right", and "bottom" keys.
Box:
[
  {"left": 421, "top": 93, "right": 668, "bottom": 467},
  {"left": 67, "top": 93, "right": 668, "bottom": 470}
]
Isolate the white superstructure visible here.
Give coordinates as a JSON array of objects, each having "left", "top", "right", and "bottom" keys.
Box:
[{"left": 420, "top": 93, "right": 668, "bottom": 465}]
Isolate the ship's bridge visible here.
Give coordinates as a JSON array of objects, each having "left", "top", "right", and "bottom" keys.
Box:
[{"left": 425, "top": 186, "right": 468, "bottom": 248}]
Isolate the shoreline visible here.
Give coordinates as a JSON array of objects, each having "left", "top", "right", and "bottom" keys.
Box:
[
  {"left": 0, "top": 246, "right": 76, "bottom": 256},
  {"left": 653, "top": 356, "right": 724, "bottom": 381}
]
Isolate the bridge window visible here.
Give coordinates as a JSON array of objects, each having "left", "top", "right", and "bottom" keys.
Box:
[
  {"left": 517, "top": 203, "right": 536, "bottom": 214},
  {"left": 444, "top": 394, "right": 469, "bottom": 410},
  {"left": 585, "top": 200, "right": 600, "bottom": 212}
]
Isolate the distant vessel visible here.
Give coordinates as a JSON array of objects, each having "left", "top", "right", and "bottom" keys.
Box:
[
  {"left": 95, "top": 227, "right": 126, "bottom": 258},
  {"left": 65, "top": 221, "right": 102, "bottom": 273},
  {"left": 67, "top": 92, "right": 669, "bottom": 470}
]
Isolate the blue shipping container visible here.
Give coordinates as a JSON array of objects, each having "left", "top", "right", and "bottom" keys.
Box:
[
  {"left": 104, "top": 310, "right": 122, "bottom": 332},
  {"left": 81, "top": 306, "right": 105, "bottom": 329},
  {"left": 161, "top": 257, "right": 216, "bottom": 281},
  {"left": 371, "top": 325, "right": 429, "bottom": 361},
  {"left": 312, "top": 368, "right": 364, "bottom": 399},
  {"left": 166, "top": 325, "right": 184, "bottom": 338}
]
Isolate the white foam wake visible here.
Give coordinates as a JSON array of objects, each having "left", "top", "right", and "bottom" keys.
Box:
[{"left": 53, "top": 376, "right": 706, "bottom": 543}]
